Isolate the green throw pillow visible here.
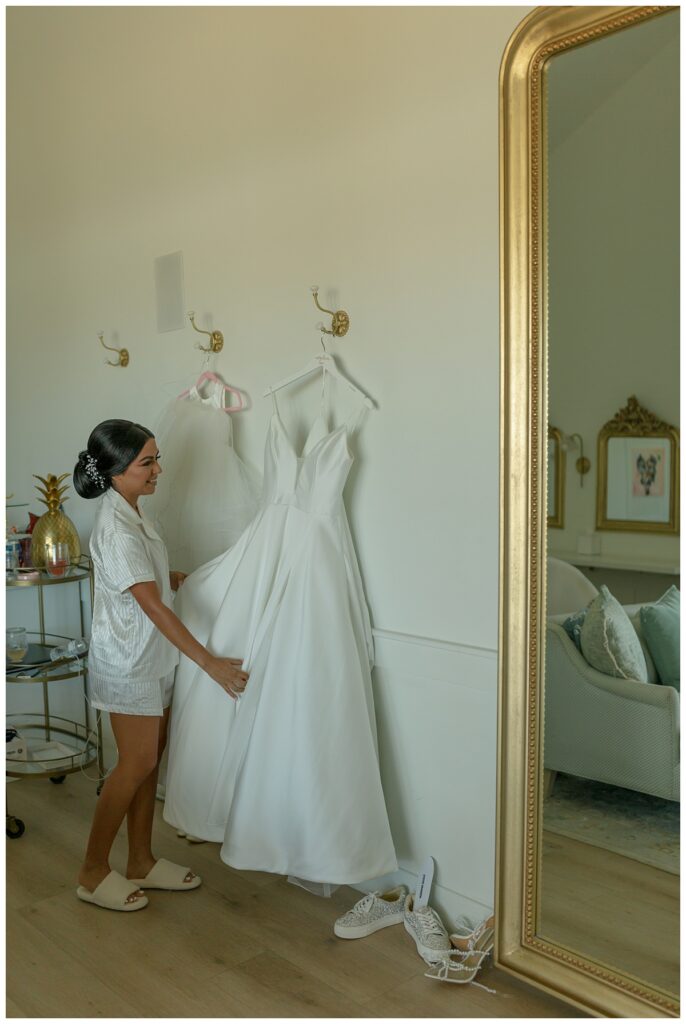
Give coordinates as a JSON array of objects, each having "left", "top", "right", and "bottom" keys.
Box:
[
  {"left": 562, "top": 609, "right": 587, "bottom": 651},
  {"left": 580, "top": 585, "right": 648, "bottom": 683},
  {"left": 628, "top": 609, "right": 660, "bottom": 685},
  {"left": 639, "top": 586, "right": 680, "bottom": 690}
]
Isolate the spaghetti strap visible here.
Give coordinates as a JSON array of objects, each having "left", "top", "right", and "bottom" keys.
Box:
[
  {"left": 346, "top": 398, "right": 369, "bottom": 436},
  {"left": 320, "top": 368, "right": 330, "bottom": 423}
]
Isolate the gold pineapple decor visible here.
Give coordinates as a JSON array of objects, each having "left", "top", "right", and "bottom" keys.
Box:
[{"left": 29, "top": 473, "right": 81, "bottom": 568}]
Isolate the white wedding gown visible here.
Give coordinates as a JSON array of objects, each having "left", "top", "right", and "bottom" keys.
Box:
[{"left": 163, "top": 390, "right": 398, "bottom": 885}]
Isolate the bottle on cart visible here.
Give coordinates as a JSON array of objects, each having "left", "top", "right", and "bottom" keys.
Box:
[{"left": 50, "top": 638, "right": 89, "bottom": 662}]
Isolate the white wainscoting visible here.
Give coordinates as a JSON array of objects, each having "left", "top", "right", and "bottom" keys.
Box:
[{"left": 359, "top": 627, "right": 498, "bottom": 927}]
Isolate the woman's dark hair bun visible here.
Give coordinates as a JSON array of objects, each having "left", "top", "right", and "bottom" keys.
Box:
[{"left": 73, "top": 420, "right": 154, "bottom": 500}]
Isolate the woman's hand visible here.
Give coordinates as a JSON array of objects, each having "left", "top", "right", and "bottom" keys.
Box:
[
  {"left": 129, "top": 582, "right": 247, "bottom": 693},
  {"left": 169, "top": 571, "right": 187, "bottom": 592},
  {"left": 205, "top": 657, "right": 249, "bottom": 700}
]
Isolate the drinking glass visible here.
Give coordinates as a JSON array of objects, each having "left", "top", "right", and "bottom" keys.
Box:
[
  {"left": 45, "top": 542, "right": 70, "bottom": 579},
  {"left": 6, "top": 539, "right": 20, "bottom": 574},
  {"left": 6, "top": 627, "right": 28, "bottom": 664}
]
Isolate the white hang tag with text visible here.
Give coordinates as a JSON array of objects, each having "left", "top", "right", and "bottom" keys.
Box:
[{"left": 414, "top": 855, "right": 435, "bottom": 909}]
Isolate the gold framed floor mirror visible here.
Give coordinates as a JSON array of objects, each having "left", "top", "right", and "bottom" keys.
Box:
[{"left": 496, "top": 6, "right": 679, "bottom": 1018}]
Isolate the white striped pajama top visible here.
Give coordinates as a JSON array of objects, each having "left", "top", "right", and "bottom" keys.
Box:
[{"left": 87, "top": 487, "right": 179, "bottom": 715}]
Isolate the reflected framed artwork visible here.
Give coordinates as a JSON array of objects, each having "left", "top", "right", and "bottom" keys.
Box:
[{"left": 597, "top": 395, "right": 679, "bottom": 533}]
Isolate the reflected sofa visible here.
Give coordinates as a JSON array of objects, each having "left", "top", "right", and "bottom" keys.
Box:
[{"left": 545, "top": 558, "right": 680, "bottom": 802}]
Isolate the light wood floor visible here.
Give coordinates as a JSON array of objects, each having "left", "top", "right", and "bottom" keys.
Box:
[
  {"left": 6, "top": 773, "right": 582, "bottom": 1018},
  {"left": 541, "top": 830, "right": 680, "bottom": 997}
]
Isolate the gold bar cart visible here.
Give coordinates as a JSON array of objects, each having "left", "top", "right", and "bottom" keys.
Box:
[{"left": 6, "top": 556, "right": 105, "bottom": 837}]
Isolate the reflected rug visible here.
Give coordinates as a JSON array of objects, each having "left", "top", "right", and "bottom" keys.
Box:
[{"left": 544, "top": 774, "right": 679, "bottom": 875}]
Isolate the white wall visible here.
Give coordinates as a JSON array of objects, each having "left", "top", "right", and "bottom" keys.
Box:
[
  {"left": 7, "top": 6, "right": 528, "bottom": 923},
  {"left": 547, "top": 13, "right": 680, "bottom": 571}
]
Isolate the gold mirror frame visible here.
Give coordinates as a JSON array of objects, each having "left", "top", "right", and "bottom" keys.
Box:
[
  {"left": 496, "top": 6, "right": 678, "bottom": 1018},
  {"left": 596, "top": 394, "right": 680, "bottom": 533},
  {"left": 547, "top": 426, "right": 564, "bottom": 528}
]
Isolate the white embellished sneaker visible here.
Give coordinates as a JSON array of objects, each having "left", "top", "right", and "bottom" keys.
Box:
[
  {"left": 403, "top": 893, "right": 452, "bottom": 964},
  {"left": 334, "top": 885, "right": 408, "bottom": 939}
]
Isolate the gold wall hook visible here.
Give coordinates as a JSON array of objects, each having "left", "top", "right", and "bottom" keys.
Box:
[
  {"left": 187, "top": 311, "right": 224, "bottom": 353},
  {"left": 311, "top": 287, "right": 350, "bottom": 337},
  {"left": 98, "top": 331, "right": 129, "bottom": 367}
]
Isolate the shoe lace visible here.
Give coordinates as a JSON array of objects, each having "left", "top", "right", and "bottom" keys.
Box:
[
  {"left": 415, "top": 905, "right": 447, "bottom": 939},
  {"left": 353, "top": 891, "right": 379, "bottom": 914}
]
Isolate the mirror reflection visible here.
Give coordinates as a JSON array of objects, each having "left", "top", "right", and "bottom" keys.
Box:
[{"left": 542, "top": 10, "right": 679, "bottom": 997}]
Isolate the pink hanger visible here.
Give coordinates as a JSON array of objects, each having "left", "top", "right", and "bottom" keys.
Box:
[{"left": 177, "top": 371, "right": 246, "bottom": 413}]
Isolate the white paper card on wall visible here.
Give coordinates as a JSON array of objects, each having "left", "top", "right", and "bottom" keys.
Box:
[
  {"left": 154, "top": 251, "right": 186, "bottom": 333},
  {"left": 576, "top": 532, "right": 601, "bottom": 555},
  {"left": 414, "top": 855, "right": 435, "bottom": 908}
]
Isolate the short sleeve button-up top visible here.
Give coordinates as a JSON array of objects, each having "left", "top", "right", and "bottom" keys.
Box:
[{"left": 87, "top": 487, "right": 179, "bottom": 714}]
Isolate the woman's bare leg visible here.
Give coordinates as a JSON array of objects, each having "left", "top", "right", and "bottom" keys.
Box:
[
  {"left": 125, "top": 706, "right": 196, "bottom": 884},
  {"left": 126, "top": 707, "right": 169, "bottom": 879},
  {"left": 78, "top": 713, "right": 161, "bottom": 901}
]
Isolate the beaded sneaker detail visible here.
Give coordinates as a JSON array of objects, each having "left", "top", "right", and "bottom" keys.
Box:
[
  {"left": 334, "top": 885, "right": 408, "bottom": 939},
  {"left": 403, "top": 893, "right": 452, "bottom": 964}
]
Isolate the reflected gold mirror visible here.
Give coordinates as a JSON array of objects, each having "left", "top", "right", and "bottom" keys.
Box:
[
  {"left": 548, "top": 427, "right": 565, "bottom": 528},
  {"left": 498, "top": 6, "right": 679, "bottom": 1018}
]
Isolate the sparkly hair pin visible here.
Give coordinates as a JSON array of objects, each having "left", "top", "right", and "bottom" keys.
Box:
[{"left": 84, "top": 454, "right": 106, "bottom": 490}]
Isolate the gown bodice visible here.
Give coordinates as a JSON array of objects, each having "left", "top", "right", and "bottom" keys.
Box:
[{"left": 264, "top": 411, "right": 353, "bottom": 516}]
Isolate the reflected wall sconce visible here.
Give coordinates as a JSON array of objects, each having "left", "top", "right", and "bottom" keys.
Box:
[
  {"left": 311, "top": 286, "right": 350, "bottom": 339},
  {"left": 561, "top": 432, "right": 591, "bottom": 486},
  {"left": 187, "top": 311, "right": 224, "bottom": 354},
  {"left": 98, "top": 331, "right": 129, "bottom": 367}
]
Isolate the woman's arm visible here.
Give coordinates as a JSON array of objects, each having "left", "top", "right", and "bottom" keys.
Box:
[{"left": 130, "top": 581, "right": 248, "bottom": 699}]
